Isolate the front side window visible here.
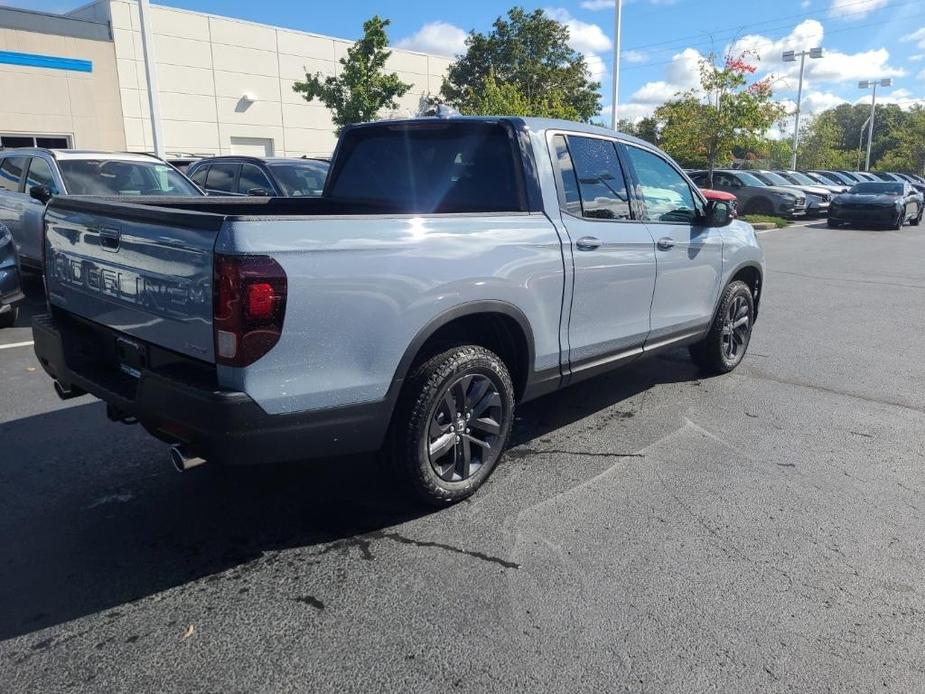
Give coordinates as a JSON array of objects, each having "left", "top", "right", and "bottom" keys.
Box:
[
  {"left": 238, "top": 164, "right": 274, "bottom": 195},
  {"left": 57, "top": 159, "right": 201, "bottom": 196},
  {"left": 0, "top": 156, "right": 27, "bottom": 192},
  {"left": 625, "top": 146, "right": 698, "bottom": 224},
  {"left": 551, "top": 135, "right": 582, "bottom": 216},
  {"left": 189, "top": 165, "right": 209, "bottom": 187},
  {"left": 269, "top": 161, "right": 329, "bottom": 197},
  {"left": 564, "top": 135, "right": 630, "bottom": 220},
  {"left": 25, "top": 157, "right": 58, "bottom": 194}
]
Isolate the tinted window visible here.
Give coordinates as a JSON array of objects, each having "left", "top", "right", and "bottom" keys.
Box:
[
  {"left": 0, "top": 156, "right": 26, "bottom": 192},
  {"left": 238, "top": 164, "right": 274, "bottom": 195},
  {"left": 849, "top": 182, "right": 903, "bottom": 195},
  {"left": 57, "top": 160, "right": 201, "bottom": 196},
  {"left": 25, "top": 157, "right": 58, "bottom": 194},
  {"left": 268, "top": 161, "right": 329, "bottom": 197},
  {"left": 329, "top": 122, "right": 522, "bottom": 212},
  {"left": 625, "top": 146, "right": 697, "bottom": 223},
  {"left": 205, "top": 163, "right": 238, "bottom": 193},
  {"left": 565, "top": 136, "right": 630, "bottom": 220},
  {"left": 734, "top": 171, "right": 764, "bottom": 187},
  {"left": 551, "top": 135, "right": 582, "bottom": 216},
  {"left": 189, "top": 165, "right": 208, "bottom": 186}
]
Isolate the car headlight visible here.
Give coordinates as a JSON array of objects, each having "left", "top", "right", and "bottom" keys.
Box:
[{"left": 782, "top": 193, "right": 797, "bottom": 202}]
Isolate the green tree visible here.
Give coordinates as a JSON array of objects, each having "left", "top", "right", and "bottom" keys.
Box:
[
  {"left": 441, "top": 8, "right": 601, "bottom": 120},
  {"left": 293, "top": 16, "right": 411, "bottom": 134},
  {"left": 876, "top": 104, "right": 925, "bottom": 173},
  {"left": 654, "top": 51, "right": 784, "bottom": 183},
  {"left": 796, "top": 111, "right": 854, "bottom": 169}
]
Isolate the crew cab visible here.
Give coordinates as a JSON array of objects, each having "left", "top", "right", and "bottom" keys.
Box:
[
  {"left": 32, "top": 117, "right": 764, "bottom": 505},
  {"left": 0, "top": 149, "right": 202, "bottom": 271}
]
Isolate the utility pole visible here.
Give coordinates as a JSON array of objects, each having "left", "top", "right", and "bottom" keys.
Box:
[
  {"left": 138, "top": 0, "right": 165, "bottom": 158},
  {"left": 610, "top": 0, "right": 623, "bottom": 129},
  {"left": 783, "top": 47, "right": 823, "bottom": 170},
  {"left": 858, "top": 78, "right": 892, "bottom": 171}
]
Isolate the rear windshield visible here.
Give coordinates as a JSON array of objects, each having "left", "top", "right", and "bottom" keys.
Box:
[
  {"left": 269, "top": 160, "right": 329, "bottom": 197},
  {"left": 58, "top": 159, "right": 201, "bottom": 196},
  {"left": 327, "top": 122, "right": 524, "bottom": 213},
  {"left": 848, "top": 182, "right": 903, "bottom": 195}
]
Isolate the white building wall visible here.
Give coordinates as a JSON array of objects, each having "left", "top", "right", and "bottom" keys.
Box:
[{"left": 97, "top": 0, "right": 452, "bottom": 157}]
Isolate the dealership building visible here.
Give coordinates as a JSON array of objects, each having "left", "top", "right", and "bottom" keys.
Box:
[{"left": 0, "top": 1, "right": 452, "bottom": 157}]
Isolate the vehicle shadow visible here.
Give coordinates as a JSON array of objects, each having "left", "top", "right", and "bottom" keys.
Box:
[
  {"left": 0, "top": 351, "right": 700, "bottom": 641},
  {"left": 10, "top": 270, "right": 45, "bottom": 328}
]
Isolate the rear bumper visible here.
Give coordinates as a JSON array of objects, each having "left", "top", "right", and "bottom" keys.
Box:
[{"left": 32, "top": 312, "right": 392, "bottom": 464}]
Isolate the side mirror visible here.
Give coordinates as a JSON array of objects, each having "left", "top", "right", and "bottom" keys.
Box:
[
  {"left": 705, "top": 200, "right": 733, "bottom": 227},
  {"left": 247, "top": 187, "right": 271, "bottom": 197},
  {"left": 30, "top": 185, "right": 53, "bottom": 204}
]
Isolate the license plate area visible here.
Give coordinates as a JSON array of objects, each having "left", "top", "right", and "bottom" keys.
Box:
[{"left": 116, "top": 337, "right": 148, "bottom": 379}]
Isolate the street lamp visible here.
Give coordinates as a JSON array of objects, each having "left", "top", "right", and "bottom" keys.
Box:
[
  {"left": 610, "top": 0, "right": 623, "bottom": 129},
  {"left": 858, "top": 78, "right": 893, "bottom": 171},
  {"left": 783, "top": 47, "right": 824, "bottom": 170}
]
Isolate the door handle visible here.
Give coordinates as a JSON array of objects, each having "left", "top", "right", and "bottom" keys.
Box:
[
  {"left": 657, "top": 236, "right": 675, "bottom": 250},
  {"left": 576, "top": 236, "right": 602, "bottom": 251}
]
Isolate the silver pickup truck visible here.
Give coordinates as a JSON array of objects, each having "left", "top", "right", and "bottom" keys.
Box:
[{"left": 32, "top": 117, "right": 764, "bottom": 505}]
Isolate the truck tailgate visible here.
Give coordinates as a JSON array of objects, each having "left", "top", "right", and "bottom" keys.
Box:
[{"left": 44, "top": 198, "right": 224, "bottom": 362}]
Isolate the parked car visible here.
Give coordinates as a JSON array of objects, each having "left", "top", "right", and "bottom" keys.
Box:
[
  {"left": 0, "top": 149, "right": 202, "bottom": 271},
  {"left": 187, "top": 156, "right": 330, "bottom": 197},
  {"left": 777, "top": 170, "right": 847, "bottom": 195},
  {"left": 808, "top": 170, "right": 855, "bottom": 187},
  {"left": 689, "top": 169, "right": 806, "bottom": 218},
  {"left": 828, "top": 181, "right": 924, "bottom": 229},
  {"left": 749, "top": 170, "right": 831, "bottom": 216},
  {"left": 31, "top": 117, "right": 763, "bottom": 505},
  {"left": 165, "top": 156, "right": 202, "bottom": 173},
  {"left": 0, "top": 223, "right": 23, "bottom": 328}
]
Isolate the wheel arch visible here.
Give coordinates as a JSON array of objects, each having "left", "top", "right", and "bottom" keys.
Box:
[{"left": 727, "top": 262, "right": 763, "bottom": 318}]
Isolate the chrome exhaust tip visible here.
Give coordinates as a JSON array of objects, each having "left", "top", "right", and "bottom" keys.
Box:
[
  {"left": 53, "top": 379, "right": 84, "bottom": 400},
  {"left": 169, "top": 445, "right": 207, "bottom": 472}
]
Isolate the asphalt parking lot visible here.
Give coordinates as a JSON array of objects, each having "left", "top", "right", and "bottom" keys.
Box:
[{"left": 2, "top": 221, "right": 924, "bottom": 693}]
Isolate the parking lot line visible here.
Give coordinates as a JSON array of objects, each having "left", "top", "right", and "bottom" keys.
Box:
[{"left": 0, "top": 340, "right": 34, "bottom": 350}]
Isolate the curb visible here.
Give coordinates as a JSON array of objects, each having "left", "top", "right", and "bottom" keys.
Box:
[{"left": 750, "top": 222, "right": 778, "bottom": 231}]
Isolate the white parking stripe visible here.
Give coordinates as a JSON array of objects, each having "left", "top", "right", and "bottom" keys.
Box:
[{"left": 0, "top": 340, "right": 34, "bottom": 350}]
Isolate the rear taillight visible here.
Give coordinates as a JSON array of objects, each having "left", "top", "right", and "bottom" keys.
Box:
[{"left": 213, "top": 254, "right": 287, "bottom": 367}]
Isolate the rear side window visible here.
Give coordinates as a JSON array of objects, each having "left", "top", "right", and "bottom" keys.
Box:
[
  {"left": 0, "top": 156, "right": 27, "bottom": 192},
  {"left": 624, "top": 145, "right": 698, "bottom": 224},
  {"left": 189, "top": 165, "right": 209, "bottom": 187},
  {"left": 25, "top": 157, "right": 58, "bottom": 194},
  {"left": 206, "top": 163, "right": 238, "bottom": 193},
  {"left": 564, "top": 135, "right": 630, "bottom": 220},
  {"left": 328, "top": 123, "right": 523, "bottom": 213}
]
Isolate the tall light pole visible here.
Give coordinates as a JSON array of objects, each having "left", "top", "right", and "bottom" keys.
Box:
[
  {"left": 138, "top": 0, "right": 165, "bottom": 158},
  {"left": 783, "top": 47, "right": 823, "bottom": 170},
  {"left": 856, "top": 114, "right": 870, "bottom": 171},
  {"left": 858, "top": 78, "right": 893, "bottom": 171},
  {"left": 610, "top": 0, "right": 623, "bottom": 129}
]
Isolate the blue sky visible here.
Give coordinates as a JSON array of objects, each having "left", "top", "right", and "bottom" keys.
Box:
[{"left": 17, "top": 0, "right": 925, "bottom": 122}]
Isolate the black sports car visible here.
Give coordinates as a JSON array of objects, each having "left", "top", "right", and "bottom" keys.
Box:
[{"left": 828, "top": 181, "right": 924, "bottom": 229}]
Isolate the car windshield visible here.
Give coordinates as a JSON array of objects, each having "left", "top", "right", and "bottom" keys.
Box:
[
  {"left": 755, "top": 171, "right": 792, "bottom": 186},
  {"left": 58, "top": 159, "right": 200, "bottom": 196},
  {"left": 849, "top": 182, "right": 903, "bottom": 195},
  {"left": 786, "top": 171, "right": 817, "bottom": 185},
  {"left": 734, "top": 171, "right": 765, "bottom": 187},
  {"left": 819, "top": 171, "right": 849, "bottom": 184},
  {"left": 268, "top": 160, "right": 329, "bottom": 197}
]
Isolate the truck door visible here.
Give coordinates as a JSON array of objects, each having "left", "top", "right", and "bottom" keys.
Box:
[
  {"left": 21, "top": 156, "right": 61, "bottom": 267},
  {"left": 549, "top": 133, "right": 656, "bottom": 380},
  {"left": 620, "top": 143, "right": 724, "bottom": 345}
]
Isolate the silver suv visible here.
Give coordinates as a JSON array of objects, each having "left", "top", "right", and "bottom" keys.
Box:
[
  {"left": 689, "top": 170, "right": 806, "bottom": 218},
  {"left": 0, "top": 149, "right": 202, "bottom": 270}
]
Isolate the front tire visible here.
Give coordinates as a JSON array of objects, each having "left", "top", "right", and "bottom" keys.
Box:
[
  {"left": 745, "top": 198, "right": 773, "bottom": 216},
  {"left": 0, "top": 305, "right": 18, "bottom": 329},
  {"left": 911, "top": 207, "right": 922, "bottom": 226},
  {"left": 689, "top": 281, "right": 755, "bottom": 375},
  {"left": 894, "top": 211, "right": 905, "bottom": 230},
  {"left": 387, "top": 345, "right": 515, "bottom": 506}
]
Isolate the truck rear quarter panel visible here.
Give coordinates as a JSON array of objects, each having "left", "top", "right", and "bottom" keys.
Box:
[{"left": 216, "top": 213, "right": 565, "bottom": 415}]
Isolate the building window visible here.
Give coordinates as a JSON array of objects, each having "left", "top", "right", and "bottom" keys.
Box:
[{"left": 0, "top": 134, "right": 71, "bottom": 149}]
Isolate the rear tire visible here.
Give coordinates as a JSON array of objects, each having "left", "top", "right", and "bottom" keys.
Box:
[
  {"left": 911, "top": 207, "right": 922, "bottom": 226},
  {"left": 0, "top": 305, "right": 18, "bottom": 329},
  {"left": 689, "top": 281, "right": 754, "bottom": 375},
  {"left": 386, "top": 345, "right": 515, "bottom": 506},
  {"left": 894, "top": 211, "right": 905, "bottom": 230}
]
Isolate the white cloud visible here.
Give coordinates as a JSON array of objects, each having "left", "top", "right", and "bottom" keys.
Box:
[
  {"left": 828, "top": 0, "right": 889, "bottom": 21},
  {"left": 910, "top": 54, "right": 925, "bottom": 62},
  {"left": 801, "top": 0, "right": 811, "bottom": 7},
  {"left": 855, "top": 89, "right": 925, "bottom": 109},
  {"left": 545, "top": 8, "right": 611, "bottom": 81},
  {"left": 619, "top": 47, "right": 704, "bottom": 118},
  {"left": 395, "top": 21, "right": 467, "bottom": 58},
  {"left": 622, "top": 49, "right": 648, "bottom": 64},
  {"left": 900, "top": 27, "right": 925, "bottom": 50}
]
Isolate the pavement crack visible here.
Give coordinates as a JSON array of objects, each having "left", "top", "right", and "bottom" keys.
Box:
[
  {"left": 377, "top": 531, "right": 520, "bottom": 569},
  {"left": 769, "top": 269, "right": 925, "bottom": 290}
]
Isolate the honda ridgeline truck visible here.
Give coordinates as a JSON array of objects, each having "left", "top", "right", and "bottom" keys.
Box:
[{"left": 32, "top": 117, "right": 764, "bottom": 505}]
